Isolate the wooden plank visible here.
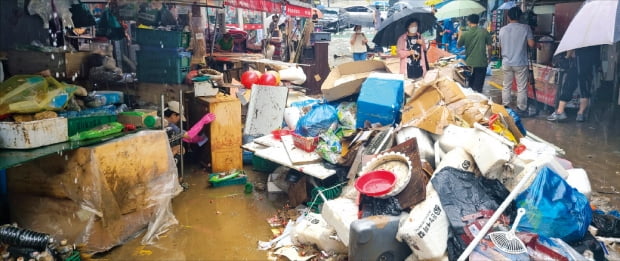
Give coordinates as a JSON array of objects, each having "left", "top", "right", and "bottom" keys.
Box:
[
  {"left": 253, "top": 145, "right": 336, "bottom": 180},
  {"left": 281, "top": 135, "right": 322, "bottom": 165},
  {"left": 243, "top": 85, "right": 289, "bottom": 136},
  {"left": 211, "top": 148, "right": 243, "bottom": 173},
  {"left": 253, "top": 134, "right": 283, "bottom": 148},
  {"left": 386, "top": 138, "right": 427, "bottom": 210},
  {"left": 208, "top": 98, "right": 242, "bottom": 151},
  {"left": 287, "top": 175, "right": 308, "bottom": 207}
]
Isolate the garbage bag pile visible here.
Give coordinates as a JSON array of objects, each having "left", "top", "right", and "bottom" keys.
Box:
[
  {"left": 251, "top": 67, "right": 617, "bottom": 261},
  {"left": 0, "top": 75, "right": 136, "bottom": 145}
]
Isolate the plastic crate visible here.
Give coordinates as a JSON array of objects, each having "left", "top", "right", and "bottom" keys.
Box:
[
  {"left": 243, "top": 151, "right": 253, "bottom": 164},
  {"left": 208, "top": 174, "right": 248, "bottom": 188},
  {"left": 292, "top": 133, "right": 319, "bottom": 152},
  {"left": 137, "top": 66, "right": 189, "bottom": 84},
  {"left": 137, "top": 47, "right": 191, "bottom": 68},
  {"left": 136, "top": 28, "right": 191, "bottom": 48},
  {"left": 252, "top": 155, "right": 280, "bottom": 173},
  {"left": 68, "top": 115, "right": 118, "bottom": 136}
]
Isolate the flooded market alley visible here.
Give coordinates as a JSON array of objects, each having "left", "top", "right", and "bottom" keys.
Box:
[{"left": 98, "top": 166, "right": 284, "bottom": 261}]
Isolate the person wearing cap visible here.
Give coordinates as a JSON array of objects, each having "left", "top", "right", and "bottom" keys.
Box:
[
  {"left": 164, "top": 101, "right": 187, "bottom": 156},
  {"left": 216, "top": 32, "right": 234, "bottom": 52}
]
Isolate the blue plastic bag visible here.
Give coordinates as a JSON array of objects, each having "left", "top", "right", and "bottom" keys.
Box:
[
  {"left": 515, "top": 166, "right": 592, "bottom": 243},
  {"left": 295, "top": 103, "right": 338, "bottom": 137}
]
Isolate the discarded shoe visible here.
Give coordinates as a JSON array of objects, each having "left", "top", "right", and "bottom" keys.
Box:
[
  {"left": 576, "top": 114, "right": 585, "bottom": 122},
  {"left": 547, "top": 112, "right": 567, "bottom": 121}
]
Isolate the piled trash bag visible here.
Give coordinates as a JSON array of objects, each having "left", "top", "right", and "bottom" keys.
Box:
[{"left": 256, "top": 67, "right": 612, "bottom": 261}]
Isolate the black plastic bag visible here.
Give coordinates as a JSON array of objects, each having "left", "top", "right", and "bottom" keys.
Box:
[
  {"left": 591, "top": 211, "right": 620, "bottom": 237},
  {"left": 568, "top": 231, "right": 607, "bottom": 261},
  {"left": 70, "top": 3, "right": 96, "bottom": 28},
  {"left": 431, "top": 167, "right": 516, "bottom": 260},
  {"left": 359, "top": 195, "right": 402, "bottom": 218}
]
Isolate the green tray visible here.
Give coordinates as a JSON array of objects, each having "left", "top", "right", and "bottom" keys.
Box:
[
  {"left": 208, "top": 174, "right": 247, "bottom": 188},
  {"left": 67, "top": 115, "right": 118, "bottom": 136}
]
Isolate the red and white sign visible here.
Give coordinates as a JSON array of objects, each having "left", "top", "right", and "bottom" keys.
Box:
[
  {"left": 286, "top": 4, "right": 312, "bottom": 18},
  {"left": 244, "top": 23, "right": 264, "bottom": 30},
  {"left": 225, "top": 0, "right": 282, "bottom": 13}
]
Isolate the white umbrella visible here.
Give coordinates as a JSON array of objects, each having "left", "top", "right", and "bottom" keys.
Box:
[
  {"left": 554, "top": 0, "right": 620, "bottom": 55},
  {"left": 434, "top": 0, "right": 486, "bottom": 20},
  {"left": 497, "top": 1, "right": 517, "bottom": 10}
]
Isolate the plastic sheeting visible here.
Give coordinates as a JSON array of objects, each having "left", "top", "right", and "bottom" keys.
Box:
[
  {"left": 7, "top": 130, "right": 182, "bottom": 253},
  {"left": 515, "top": 166, "right": 592, "bottom": 243}
]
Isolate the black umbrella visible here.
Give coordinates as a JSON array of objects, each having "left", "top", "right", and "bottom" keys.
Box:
[{"left": 373, "top": 7, "right": 436, "bottom": 47}]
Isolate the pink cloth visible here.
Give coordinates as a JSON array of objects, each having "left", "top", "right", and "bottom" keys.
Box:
[
  {"left": 183, "top": 113, "right": 216, "bottom": 143},
  {"left": 397, "top": 32, "right": 427, "bottom": 79}
]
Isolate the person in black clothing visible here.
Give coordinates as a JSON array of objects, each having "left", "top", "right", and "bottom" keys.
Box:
[
  {"left": 434, "top": 21, "right": 444, "bottom": 49},
  {"left": 547, "top": 46, "right": 600, "bottom": 122}
]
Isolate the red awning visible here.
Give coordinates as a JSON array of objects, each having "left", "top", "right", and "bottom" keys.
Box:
[
  {"left": 286, "top": 4, "right": 312, "bottom": 17},
  {"left": 224, "top": 0, "right": 282, "bottom": 13}
]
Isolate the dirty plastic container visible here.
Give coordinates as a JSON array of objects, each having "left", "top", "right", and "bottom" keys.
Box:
[{"left": 349, "top": 215, "right": 412, "bottom": 261}]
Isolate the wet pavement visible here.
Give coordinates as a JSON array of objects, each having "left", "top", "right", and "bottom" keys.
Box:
[{"left": 99, "top": 30, "right": 620, "bottom": 260}]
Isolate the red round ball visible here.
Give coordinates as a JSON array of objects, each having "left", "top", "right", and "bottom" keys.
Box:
[
  {"left": 258, "top": 73, "right": 277, "bottom": 86},
  {"left": 241, "top": 71, "right": 260, "bottom": 89}
]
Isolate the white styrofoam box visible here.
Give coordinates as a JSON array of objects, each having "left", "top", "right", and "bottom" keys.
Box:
[
  {"left": 0, "top": 117, "right": 68, "bottom": 149},
  {"left": 396, "top": 126, "right": 435, "bottom": 166},
  {"left": 292, "top": 213, "right": 347, "bottom": 254},
  {"left": 566, "top": 168, "right": 592, "bottom": 199},
  {"left": 321, "top": 198, "right": 359, "bottom": 247},
  {"left": 194, "top": 81, "right": 218, "bottom": 97}
]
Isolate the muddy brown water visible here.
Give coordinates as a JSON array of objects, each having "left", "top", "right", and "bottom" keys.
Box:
[{"left": 98, "top": 167, "right": 283, "bottom": 260}]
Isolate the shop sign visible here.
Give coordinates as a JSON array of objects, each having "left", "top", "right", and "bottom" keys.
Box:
[{"left": 286, "top": 4, "right": 312, "bottom": 17}]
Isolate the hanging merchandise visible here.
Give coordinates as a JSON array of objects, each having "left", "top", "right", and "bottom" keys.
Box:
[
  {"left": 98, "top": 9, "right": 125, "bottom": 40},
  {"left": 515, "top": 166, "right": 592, "bottom": 243},
  {"left": 70, "top": 2, "right": 96, "bottom": 28}
]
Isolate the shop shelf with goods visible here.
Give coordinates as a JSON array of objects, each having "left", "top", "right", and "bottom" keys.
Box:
[
  {"left": 136, "top": 47, "right": 191, "bottom": 84},
  {"left": 135, "top": 28, "right": 191, "bottom": 49}
]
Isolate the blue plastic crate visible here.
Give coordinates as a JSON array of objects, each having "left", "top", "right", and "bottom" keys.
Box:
[{"left": 356, "top": 73, "right": 404, "bottom": 128}]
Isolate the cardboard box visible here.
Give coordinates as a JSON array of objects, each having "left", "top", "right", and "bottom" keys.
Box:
[
  {"left": 401, "top": 77, "right": 466, "bottom": 134},
  {"left": 321, "top": 60, "right": 395, "bottom": 101}
]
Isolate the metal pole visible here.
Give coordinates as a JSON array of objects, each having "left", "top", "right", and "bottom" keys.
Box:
[
  {"left": 179, "top": 90, "right": 184, "bottom": 181},
  {"left": 161, "top": 95, "right": 165, "bottom": 130}
]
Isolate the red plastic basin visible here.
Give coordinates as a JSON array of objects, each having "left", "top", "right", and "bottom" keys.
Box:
[{"left": 355, "top": 170, "right": 397, "bottom": 197}]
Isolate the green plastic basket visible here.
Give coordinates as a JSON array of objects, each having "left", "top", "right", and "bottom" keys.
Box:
[
  {"left": 136, "top": 28, "right": 191, "bottom": 48},
  {"left": 251, "top": 155, "right": 279, "bottom": 173},
  {"left": 208, "top": 174, "right": 248, "bottom": 188},
  {"left": 67, "top": 115, "right": 118, "bottom": 136},
  {"left": 137, "top": 66, "right": 189, "bottom": 84}
]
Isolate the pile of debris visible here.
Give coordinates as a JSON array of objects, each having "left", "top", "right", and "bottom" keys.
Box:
[{"left": 243, "top": 61, "right": 619, "bottom": 261}]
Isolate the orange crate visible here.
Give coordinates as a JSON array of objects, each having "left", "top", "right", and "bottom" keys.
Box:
[{"left": 292, "top": 133, "right": 319, "bottom": 152}]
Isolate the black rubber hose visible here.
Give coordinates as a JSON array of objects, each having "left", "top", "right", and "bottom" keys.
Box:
[{"left": 0, "top": 226, "right": 50, "bottom": 251}]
